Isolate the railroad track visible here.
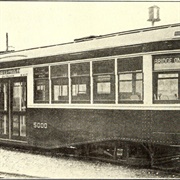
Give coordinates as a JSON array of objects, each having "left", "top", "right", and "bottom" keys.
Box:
[
  {"left": 43, "top": 147, "right": 180, "bottom": 176},
  {"left": 0, "top": 171, "right": 43, "bottom": 179},
  {"left": 1, "top": 145, "right": 179, "bottom": 178}
]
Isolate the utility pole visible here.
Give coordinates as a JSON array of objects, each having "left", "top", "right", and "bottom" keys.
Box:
[
  {"left": 6, "top": 33, "right": 8, "bottom": 51},
  {"left": 5, "top": 33, "right": 15, "bottom": 52}
]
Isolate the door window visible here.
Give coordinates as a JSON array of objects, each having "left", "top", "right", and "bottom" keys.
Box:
[
  {"left": 12, "top": 115, "right": 19, "bottom": 136},
  {"left": 20, "top": 116, "right": 26, "bottom": 137},
  {"left": 13, "top": 82, "right": 26, "bottom": 111},
  {"left": 0, "top": 83, "right": 8, "bottom": 111},
  {"left": 0, "top": 114, "right": 7, "bottom": 135}
]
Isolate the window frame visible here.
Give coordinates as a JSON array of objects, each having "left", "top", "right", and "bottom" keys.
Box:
[
  {"left": 93, "top": 60, "right": 115, "bottom": 104},
  {"left": 153, "top": 54, "right": 180, "bottom": 104},
  {"left": 51, "top": 64, "right": 69, "bottom": 104},
  {"left": 34, "top": 66, "right": 49, "bottom": 103},
  {"left": 117, "top": 57, "right": 143, "bottom": 104},
  {"left": 153, "top": 71, "right": 180, "bottom": 104},
  {"left": 118, "top": 71, "right": 143, "bottom": 103},
  {"left": 70, "top": 62, "right": 91, "bottom": 104}
]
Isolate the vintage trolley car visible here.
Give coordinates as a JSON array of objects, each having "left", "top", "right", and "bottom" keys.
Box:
[{"left": 0, "top": 23, "right": 180, "bottom": 167}]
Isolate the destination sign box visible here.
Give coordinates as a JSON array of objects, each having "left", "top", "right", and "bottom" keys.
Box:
[
  {"left": 34, "top": 66, "right": 49, "bottom": 79},
  {"left": 0, "top": 68, "right": 20, "bottom": 75},
  {"left": 0, "top": 68, "right": 21, "bottom": 78},
  {"left": 153, "top": 54, "right": 180, "bottom": 70}
]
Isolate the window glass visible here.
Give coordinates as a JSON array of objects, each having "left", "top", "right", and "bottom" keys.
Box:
[
  {"left": 54, "top": 84, "right": 68, "bottom": 100},
  {"left": 51, "top": 64, "right": 68, "bottom": 78},
  {"left": 72, "top": 84, "right": 87, "bottom": 96},
  {"left": 97, "top": 82, "right": 111, "bottom": 94},
  {"left": 12, "top": 115, "right": 26, "bottom": 137},
  {"left": 118, "top": 57, "right": 142, "bottom": 72},
  {"left": 13, "top": 115, "right": 19, "bottom": 136},
  {"left": 71, "top": 62, "right": 90, "bottom": 76},
  {"left": 71, "top": 63, "right": 90, "bottom": 103},
  {"left": 158, "top": 74, "right": 178, "bottom": 78},
  {"left": 34, "top": 66, "right": 49, "bottom": 79},
  {"left": 96, "top": 75, "right": 111, "bottom": 95},
  {"left": 136, "top": 73, "right": 142, "bottom": 79},
  {"left": 155, "top": 73, "right": 179, "bottom": 100},
  {"left": 0, "top": 83, "right": 7, "bottom": 111},
  {"left": 119, "top": 73, "right": 142, "bottom": 101},
  {"left": 93, "top": 60, "right": 114, "bottom": 74},
  {"left": 136, "top": 81, "right": 142, "bottom": 95},
  {"left": 93, "top": 60, "right": 115, "bottom": 103},
  {"left": 20, "top": 116, "right": 26, "bottom": 137},
  {"left": 13, "top": 82, "right": 26, "bottom": 111},
  {"left": 34, "top": 67, "right": 49, "bottom": 103},
  {"left": 51, "top": 65, "right": 69, "bottom": 103},
  {"left": 119, "top": 74, "right": 132, "bottom": 80},
  {"left": 0, "top": 114, "right": 7, "bottom": 135},
  {"left": 118, "top": 57, "right": 143, "bottom": 102},
  {"left": 120, "top": 81, "right": 132, "bottom": 93},
  {"left": 34, "top": 79, "right": 49, "bottom": 102}
]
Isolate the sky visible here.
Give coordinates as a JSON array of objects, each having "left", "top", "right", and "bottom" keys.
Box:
[{"left": 0, "top": 1, "right": 179, "bottom": 51}]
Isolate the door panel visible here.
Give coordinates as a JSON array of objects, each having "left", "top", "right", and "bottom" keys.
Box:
[
  {"left": 0, "top": 81, "right": 8, "bottom": 137},
  {"left": 11, "top": 78, "right": 27, "bottom": 140},
  {"left": 0, "top": 78, "right": 27, "bottom": 141}
]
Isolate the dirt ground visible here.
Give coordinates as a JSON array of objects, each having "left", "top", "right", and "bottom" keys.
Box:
[{"left": 0, "top": 147, "right": 179, "bottom": 179}]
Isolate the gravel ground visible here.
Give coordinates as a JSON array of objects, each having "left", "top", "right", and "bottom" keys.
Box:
[{"left": 0, "top": 147, "right": 179, "bottom": 179}]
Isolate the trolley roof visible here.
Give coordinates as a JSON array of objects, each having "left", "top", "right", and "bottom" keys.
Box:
[{"left": 0, "top": 23, "right": 180, "bottom": 63}]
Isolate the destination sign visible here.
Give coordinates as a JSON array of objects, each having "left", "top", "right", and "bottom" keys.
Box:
[
  {"left": 0, "top": 68, "right": 20, "bottom": 75},
  {"left": 34, "top": 66, "right": 49, "bottom": 79},
  {"left": 154, "top": 54, "right": 180, "bottom": 70}
]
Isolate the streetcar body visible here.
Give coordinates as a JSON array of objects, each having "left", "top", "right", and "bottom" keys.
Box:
[{"left": 0, "top": 24, "right": 179, "bottom": 165}]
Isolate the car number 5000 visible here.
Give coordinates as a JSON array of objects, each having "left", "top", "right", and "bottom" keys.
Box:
[{"left": 33, "top": 122, "right": 47, "bottom": 129}]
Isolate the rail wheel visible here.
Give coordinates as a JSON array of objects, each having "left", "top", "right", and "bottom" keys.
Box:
[{"left": 74, "top": 141, "right": 150, "bottom": 166}]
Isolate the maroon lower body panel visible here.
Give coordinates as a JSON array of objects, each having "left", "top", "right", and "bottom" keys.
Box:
[{"left": 26, "top": 108, "right": 180, "bottom": 149}]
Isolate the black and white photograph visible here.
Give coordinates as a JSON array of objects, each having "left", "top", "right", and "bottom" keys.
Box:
[{"left": 0, "top": 0, "right": 179, "bottom": 179}]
